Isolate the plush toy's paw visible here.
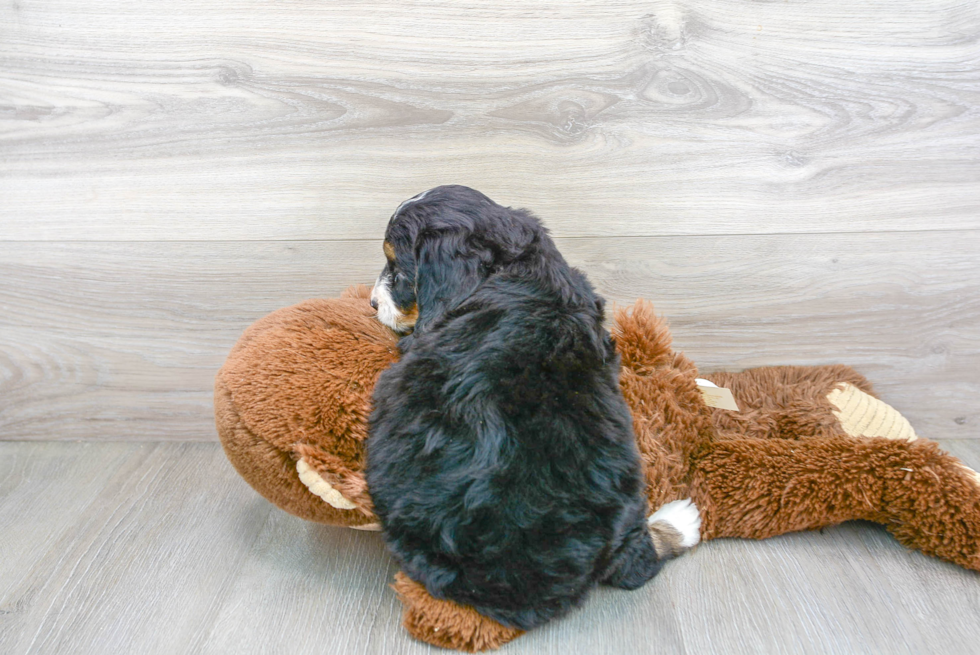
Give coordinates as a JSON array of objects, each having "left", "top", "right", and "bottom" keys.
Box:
[
  {"left": 648, "top": 498, "right": 701, "bottom": 558},
  {"left": 295, "top": 458, "right": 381, "bottom": 531},
  {"left": 291, "top": 444, "right": 380, "bottom": 529},
  {"left": 297, "top": 458, "right": 358, "bottom": 509},
  {"left": 393, "top": 572, "right": 524, "bottom": 652},
  {"left": 828, "top": 383, "right": 917, "bottom": 441}
]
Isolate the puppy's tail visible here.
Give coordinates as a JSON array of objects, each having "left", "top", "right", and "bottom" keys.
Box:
[{"left": 647, "top": 498, "right": 702, "bottom": 559}]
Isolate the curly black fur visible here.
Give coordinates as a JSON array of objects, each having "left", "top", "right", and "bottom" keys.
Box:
[{"left": 366, "top": 186, "right": 663, "bottom": 630}]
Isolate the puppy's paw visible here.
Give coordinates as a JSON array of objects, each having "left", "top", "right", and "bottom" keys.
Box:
[{"left": 648, "top": 498, "right": 702, "bottom": 557}]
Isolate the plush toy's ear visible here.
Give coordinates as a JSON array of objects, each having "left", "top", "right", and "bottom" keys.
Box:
[
  {"left": 412, "top": 229, "right": 494, "bottom": 334},
  {"left": 341, "top": 284, "right": 373, "bottom": 300}
]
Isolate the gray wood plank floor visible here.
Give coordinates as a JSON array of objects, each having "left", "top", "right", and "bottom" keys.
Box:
[{"left": 1, "top": 440, "right": 979, "bottom": 655}]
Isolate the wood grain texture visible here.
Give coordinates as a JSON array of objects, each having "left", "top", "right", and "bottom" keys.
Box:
[
  {"left": 1, "top": 441, "right": 979, "bottom": 655},
  {"left": 1, "top": 230, "right": 977, "bottom": 441},
  {"left": 1, "top": 0, "right": 979, "bottom": 239}
]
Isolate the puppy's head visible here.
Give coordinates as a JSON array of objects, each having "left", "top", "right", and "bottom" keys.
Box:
[
  {"left": 370, "top": 233, "right": 420, "bottom": 334},
  {"left": 370, "top": 185, "right": 539, "bottom": 335}
]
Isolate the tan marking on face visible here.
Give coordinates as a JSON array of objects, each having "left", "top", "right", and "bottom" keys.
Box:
[
  {"left": 397, "top": 303, "right": 419, "bottom": 332},
  {"left": 383, "top": 241, "right": 396, "bottom": 261}
]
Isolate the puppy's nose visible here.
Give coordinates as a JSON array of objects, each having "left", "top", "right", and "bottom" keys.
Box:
[{"left": 370, "top": 297, "right": 378, "bottom": 310}]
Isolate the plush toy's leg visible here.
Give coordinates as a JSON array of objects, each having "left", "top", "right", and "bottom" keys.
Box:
[
  {"left": 392, "top": 572, "right": 524, "bottom": 652},
  {"left": 698, "top": 364, "right": 980, "bottom": 571},
  {"left": 392, "top": 505, "right": 705, "bottom": 651},
  {"left": 879, "top": 443, "right": 980, "bottom": 572},
  {"left": 703, "top": 364, "right": 877, "bottom": 442},
  {"left": 691, "top": 433, "right": 980, "bottom": 572}
]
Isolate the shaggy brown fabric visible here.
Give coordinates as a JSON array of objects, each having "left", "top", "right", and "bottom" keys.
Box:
[
  {"left": 611, "top": 301, "right": 715, "bottom": 513},
  {"left": 393, "top": 572, "right": 524, "bottom": 651},
  {"left": 611, "top": 303, "right": 980, "bottom": 570},
  {"left": 706, "top": 364, "right": 876, "bottom": 443},
  {"left": 216, "top": 286, "right": 396, "bottom": 527},
  {"left": 215, "top": 290, "right": 980, "bottom": 651},
  {"left": 697, "top": 365, "right": 980, "bottom": 570},
  {"left": 692, "top": 433, "right": 980, "bottom": 569},
  {"left": 693, "top": 363, "right": 881, "bottom": 539}
]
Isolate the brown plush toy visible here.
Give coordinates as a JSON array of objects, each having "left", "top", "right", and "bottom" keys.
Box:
[{"left": 214, "top": 285, "right": 980, "bottom": 652}]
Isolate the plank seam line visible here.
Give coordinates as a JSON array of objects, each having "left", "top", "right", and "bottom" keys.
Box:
[{"left": 1, "top": 226, "right": 980, "bottom": 245}]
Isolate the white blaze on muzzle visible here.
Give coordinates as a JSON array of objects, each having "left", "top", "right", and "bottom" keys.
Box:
[{"left": 371, "top": 273, "right": 416, "bottom": 333}]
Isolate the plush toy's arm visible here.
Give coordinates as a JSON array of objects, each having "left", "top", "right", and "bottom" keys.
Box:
[
  {"left": 393, "top": 573, "right": 524, "bottom": 652},
  {"left": 702, "top": 364, "right": 879, "bottom": 442}
]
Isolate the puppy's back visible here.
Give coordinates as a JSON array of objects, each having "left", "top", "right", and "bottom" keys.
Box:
[{"left": 368, "top": 278, "right": 657, "bottom": 629}]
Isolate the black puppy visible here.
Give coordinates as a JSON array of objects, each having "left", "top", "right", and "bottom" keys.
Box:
[{"left": 366, "top": 186, "right": 699, "bottom": 630}]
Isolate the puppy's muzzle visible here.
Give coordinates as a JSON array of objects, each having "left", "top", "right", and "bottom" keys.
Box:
[{"left": 371, "top": 275, "right": 417, "bottom": 334}]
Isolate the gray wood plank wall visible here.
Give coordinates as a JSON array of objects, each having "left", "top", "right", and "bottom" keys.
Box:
[{"left": 1, "top": 0, "right": 978, "bottom": 441}]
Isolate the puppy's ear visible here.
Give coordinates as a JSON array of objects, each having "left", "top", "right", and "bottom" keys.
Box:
[{"left": 413, "top": 230, "right": 494, "bottom": 334}]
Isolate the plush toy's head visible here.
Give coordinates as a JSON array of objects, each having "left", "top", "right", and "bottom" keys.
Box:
[{"left": 215, "top": 285, "right": 395, "bottom": 529}]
